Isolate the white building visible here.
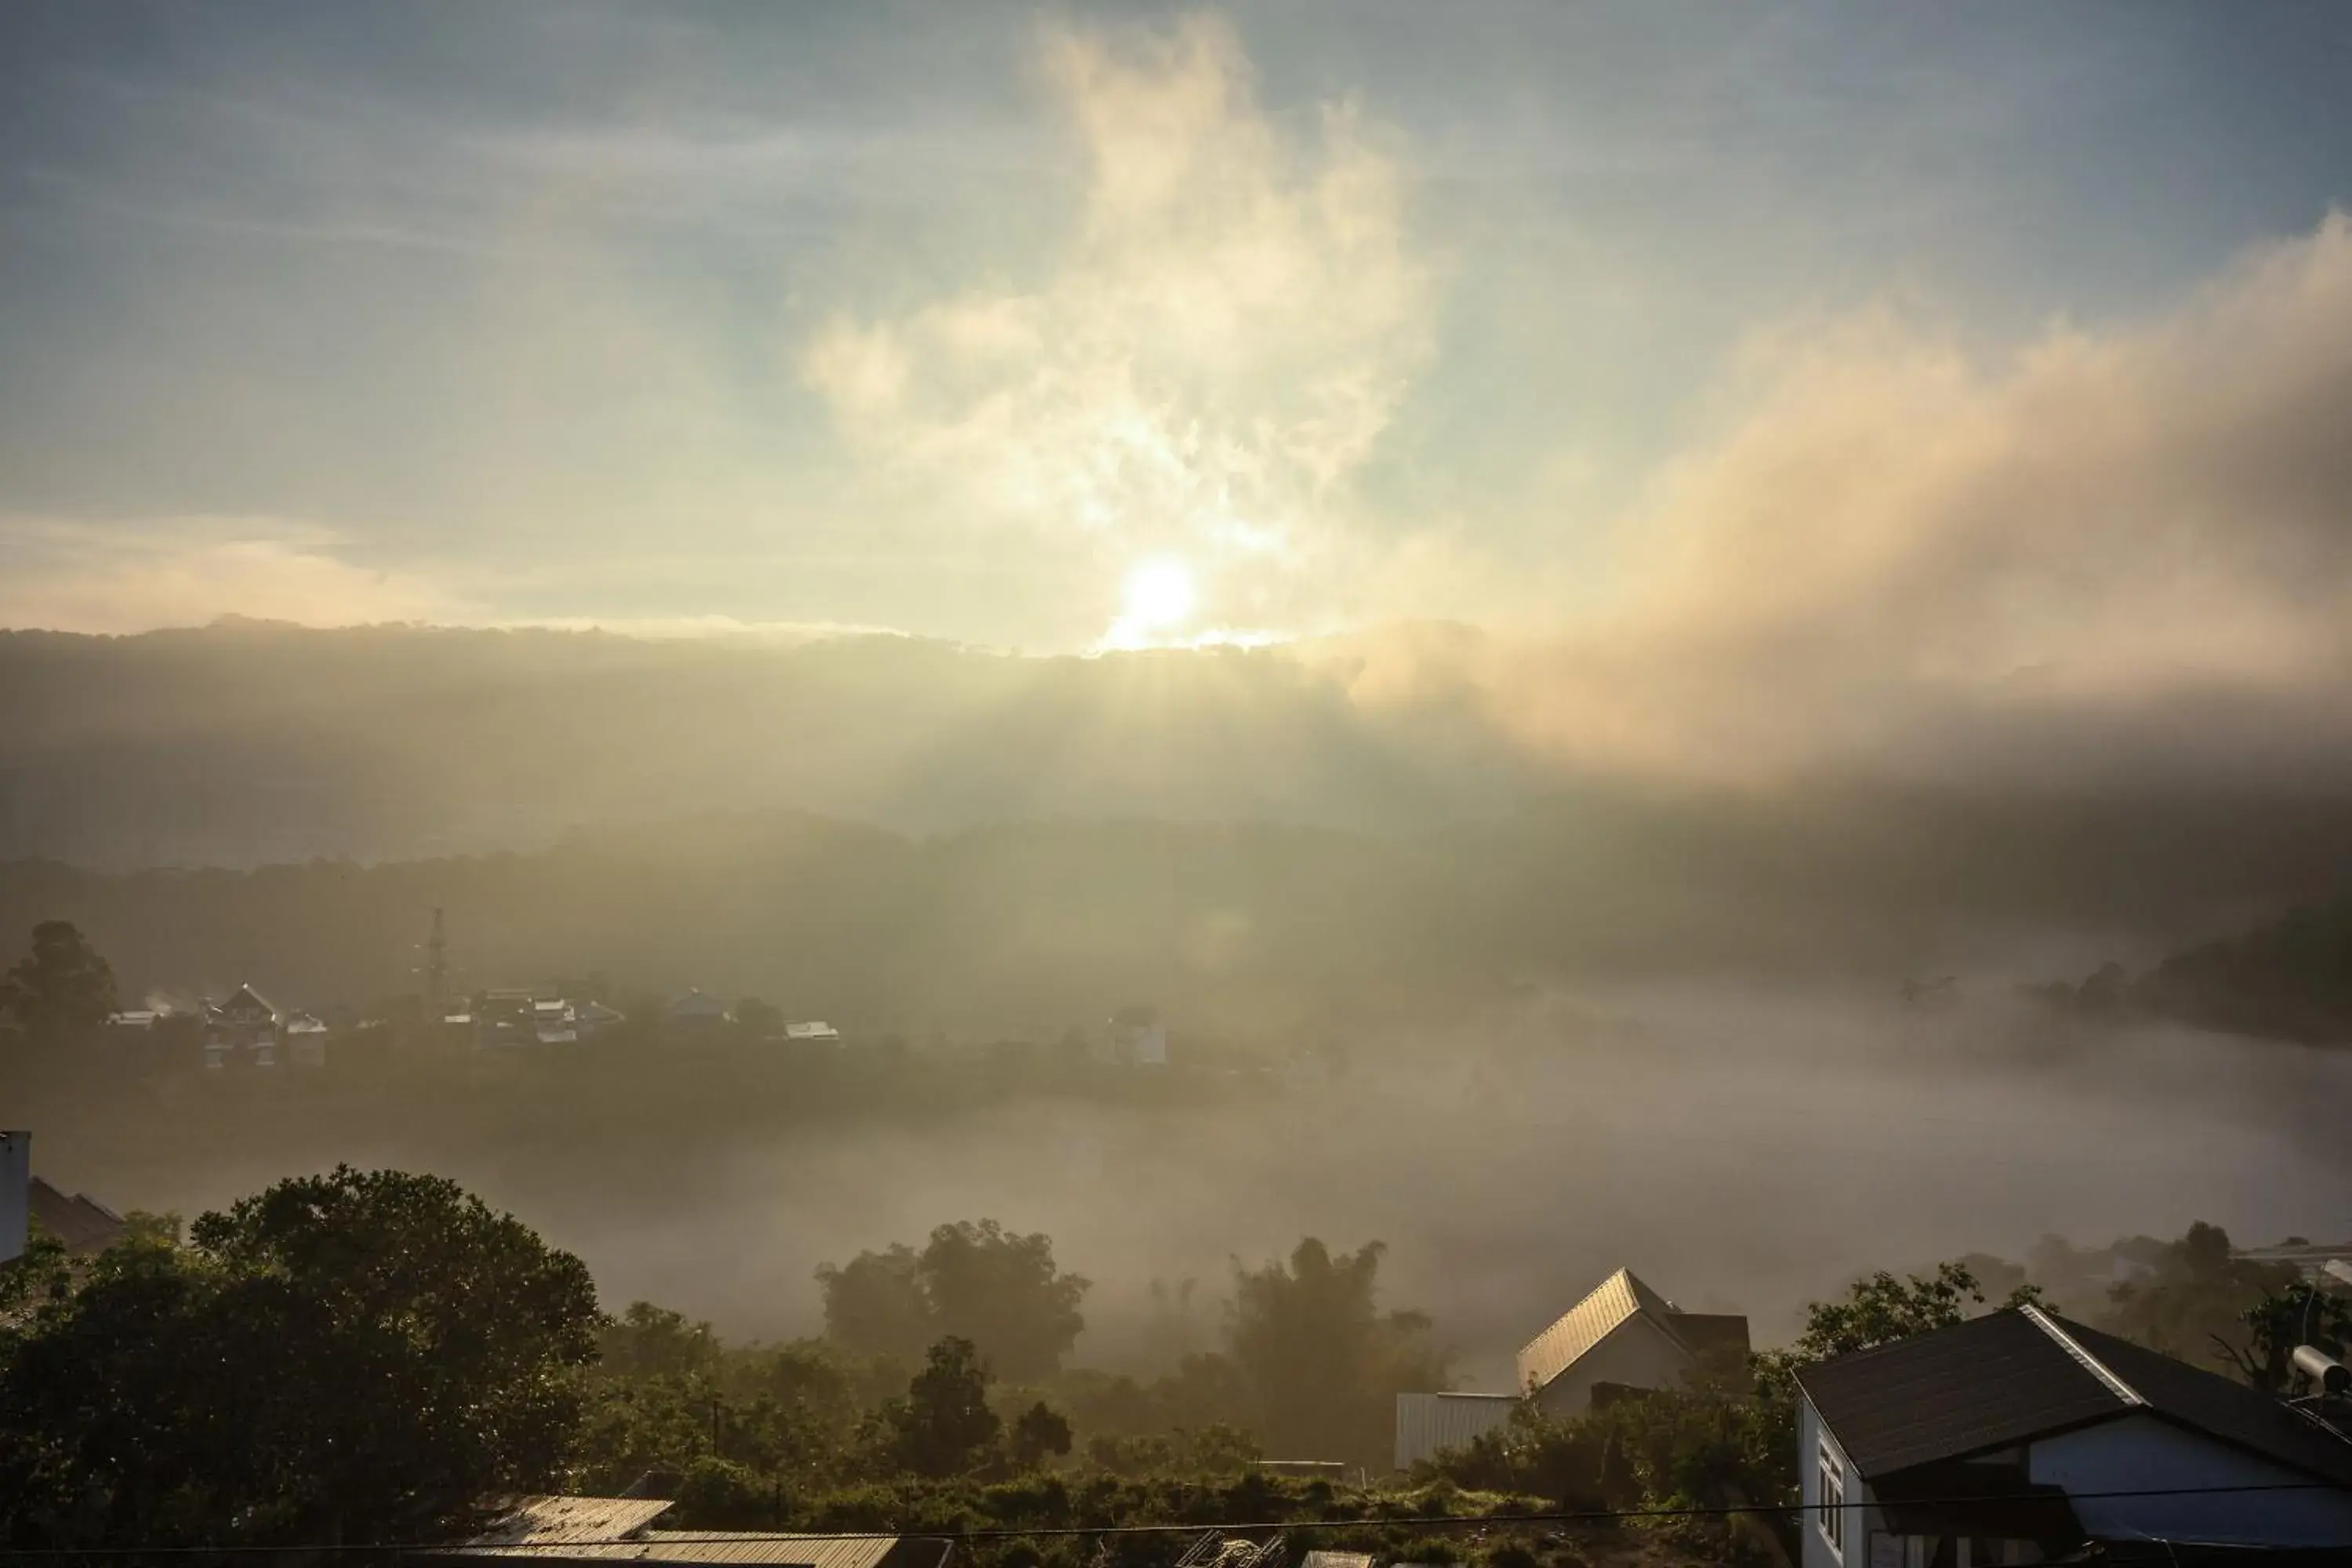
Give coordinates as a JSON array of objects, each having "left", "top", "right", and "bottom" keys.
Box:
[
  {"left": 1392, "top": 1267, "right": 1748, "bottom": 1472},
  {"left": 1515, "top": 1267, "right": 1750, "bottom": 1418},
  {"left": 1394, "top": 1391, "right": 1519, "bottom": 1472},
  {"left": 1798, "top": 1304, "right": 2352, "bottom": 1566}
]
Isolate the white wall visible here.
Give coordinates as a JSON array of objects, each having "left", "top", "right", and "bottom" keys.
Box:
[
  {"left": 2031, "top": 1413, "right": 2352, "bottom": 1548},
  {"left": 1529, "top": 1314, "right": 1694, "bottom": 1419},
  {"left": 1394, "top": 1392, "right": 1519, "bottom": 1472},
  {"left": 1798, "top": 1399, "right": 1875, "bottom": 1568}
]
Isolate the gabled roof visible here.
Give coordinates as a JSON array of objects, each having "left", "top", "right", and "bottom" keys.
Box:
[
  {"left": 217, "top": 983, "right": 277, "bottom": 1015},
  {"left": 1799, "top": 1306, "right": 2352, "bottom": 1486},
  {"left": 27, "top": 1177, "right": 125, "bottom": 1255},
  {"left": 1517, "top": 1268, "right": 1690, "bottom": 1393}
]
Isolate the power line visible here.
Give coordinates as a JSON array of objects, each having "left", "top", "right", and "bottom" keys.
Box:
[{"left": 0, "top": 1480, "right": 2338, "bottom": 1559}]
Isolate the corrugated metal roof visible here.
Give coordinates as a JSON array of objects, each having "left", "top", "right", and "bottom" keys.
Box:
[
  {"left": 528, "top": 1532, "right": 905, "bottom": 1568},
  {"left": 1515, "top": 1269, "right": 1686, "bottom": 1394},
  {"left": 468, "top": 1496, "right": 677, "bottom": 1547},
  {"left": 1395, "top": 1392, "right": 1519, "bottom": 1471},
  {"left": 456, "top": 1504, "right": 936, "bottom": 1568},
  {"left": 1299, "top": 1553, "right": 1373, "bottom": 1568}
]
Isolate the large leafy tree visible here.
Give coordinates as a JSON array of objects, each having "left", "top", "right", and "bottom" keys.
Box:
[
  {"left": 1226, "top": 1237, "right": 1449, "bottom": 1466},
  {"left": 816, "top": 1220, "right": 1088, "bottom": 1381},
  {"left": 0, "top": 1167, "right": 601, "bottom": 1548},
  {"left": 879, "top": 1337, "right": 1002, "bottom": 1476},
  {"left": 0, "top": 920, "right": 118, "bottom": 1047}
]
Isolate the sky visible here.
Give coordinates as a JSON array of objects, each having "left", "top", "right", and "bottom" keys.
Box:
[{"left": 3, "top": 2, "right": 2352, "bottom": 702}]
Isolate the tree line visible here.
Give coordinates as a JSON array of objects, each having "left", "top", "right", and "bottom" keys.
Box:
[{"left": 6, "top": 1154, "right": 2336, "bottom": 1564}]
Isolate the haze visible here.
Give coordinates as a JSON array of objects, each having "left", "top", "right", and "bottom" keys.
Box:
[{"left": 6, "top": 2, "right": 2352, "bottom": 1376}]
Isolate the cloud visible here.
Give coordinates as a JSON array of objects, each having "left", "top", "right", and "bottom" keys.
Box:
[
  {"left": 801, "top": 13, "right": 1432, "bottom": 641},
  {"left": 0, "top": 517, "right": 479, "bottom": 633},
  {"left": 1398, "top": 212, "right": 2352, "bottom": 785}
]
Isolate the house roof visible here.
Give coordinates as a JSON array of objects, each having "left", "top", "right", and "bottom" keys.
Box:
[
  {"left": 455, "top": 1498, "right": 941, "bottom": 1568},
  {"left": 1799, "top": 1306, "right": 2352, "bottom": 1486},
  {"left": 28, "top": 1177, "right": 125, "bottom": 1254},
  {"left": 1516, "top": 1268, "right": 1689, "bottom": 1393},
  {"left": 215, "top": 984, "right": 278, "bottom": 1018},
  {"left": 667, "top": 989, "right": 729, "bottom": 1016}
]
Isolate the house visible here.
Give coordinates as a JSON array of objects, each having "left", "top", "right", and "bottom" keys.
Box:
[
  {"left": 1395, "top": 1391, "right": 1519, "bottom": 1471},
  {"left": 0, "top": 1131, "right": 27, "bottom": 1264},
  {"left": 666, "top": 989, "right": 731, "bottom": 1032},
  {"left": 784, "top": 1020, "right": 841, "bottom": 1044},
  {"left": 28, "top": 1177, "right": 126, "bottom": 1254},
  {"left": 1515, "top": 1267, "right": 1751, "bottom": 1417},
  {"left": 574, "top": 1000, "right": 626, "bottom": 1036},
  {"left": 282, "top": 1011, "right": 330, "bottom": 1067},
  {"left": 1797, "top": 1305, "right": 2352, "bottom": 1566},
  {"left": 204, "top": 984, "right": 280, "bottom": 1069},
  {"left": 435, "top": 1494, "right": 952, "bottom": 1568},
  {"left": 531, "top": 997, "right": 579, "bottom": 1045},
  {"left": 1102, "top": 1005, "right": 1167, "bottom": 1066}
]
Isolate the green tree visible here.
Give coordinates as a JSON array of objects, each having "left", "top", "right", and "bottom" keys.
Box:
[
  {"left": 817, "top": 1221, "right": 1090, "bottom": 1381},
  {"left": 817, "top": 1242, "right": 932, "bottom": 1362},
  {"left": 735, "top": 997, "right": 784, "bottom": 1036},
  {"left": 1786, "top": 1261, "right": 2002, "bottom": 1361},
  {"left": 920, "top": 1220, "right": 1088, "bottom": 1381},
  {"left": 0, "top": 1166, "right": 601, "bottom": 1548},
  {"left": 1008, "top": 1401, "right": 1074, "bottom": 1469},
  {"left": 2214, "top": 1278, "right": 2352, "bottom": 1392},
  {"left": 2101, "top": 1221, "right": 2303, "bottom": 1379},
  {"left": 880, "top": 1337, "right": 1002, "bottom": 1476},
  {"left": 1226, "top": 1238, "right": 1449, "bottom": 1466},
  {"left": 0, "top": 920, "right": 118, "bottom": 1048}
]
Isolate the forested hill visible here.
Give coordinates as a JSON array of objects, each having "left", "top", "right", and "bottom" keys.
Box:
[
  {"left": 2137, "top": 895, "right": 2352, "bottom": 1044},
  {"left": 11, "top": 800, "right": 2352, "bottom": 1032},
  {"left": 0, "top": 622, "right": 1538, "bottom": 869}
]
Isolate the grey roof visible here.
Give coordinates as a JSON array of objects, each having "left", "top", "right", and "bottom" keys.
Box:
[
  {"left": 1516, "top": 1268, "right": 1687, "bottom": 1393},
  {"left": 2063, "top": 1316, "right": 2352, "bottom": 1487},
  {"left": 1800, "top": 1306, "right": 2352, "bottom": 1486}
]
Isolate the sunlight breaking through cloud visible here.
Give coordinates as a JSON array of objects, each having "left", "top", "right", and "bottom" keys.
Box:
[{"left": 801, "top": 13, "right": 1431, "bottom": 644}]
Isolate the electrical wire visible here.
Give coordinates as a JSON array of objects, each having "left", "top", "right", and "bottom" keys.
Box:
[{"left": 0, "top": 1479, "right": 2339, "bottom": 1559}]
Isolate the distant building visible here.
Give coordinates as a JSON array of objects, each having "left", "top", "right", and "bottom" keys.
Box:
[
  {"left": 1798, "top": 1305, "right": 2352, "bottom": 1563},
  {"left": 1515, "top": 1268, "right": 1750, "bottom": 1418},
  {"left": 1102, "top": 1005, "right": 1167, "bottom": 1066},
  {"left": 205, "top": 984, "right": 281, "bottom": 1069},
  {"left": 783, "top": 1020, "right": 840, "bottom": 1044},
  {"left": 0, "top": 1131, "right": 27, "bottom": 1265},
  {"left": 283, "top": 1011, "right": 330, "bottom": 1068},
  {"left": 574, "top": 1000, "right": 626, "bottom": 1036},
  {"left": 666, "top": 989, "right": 731, "bottom": 1032},
  {"left": 1394, "top": 1391, "right": 1519, "bottom": 1472}
]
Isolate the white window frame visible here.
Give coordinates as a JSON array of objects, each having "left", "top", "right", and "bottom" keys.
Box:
[{"left": 1816, "top": 1439, "right": 1846, "bottom": 1561}]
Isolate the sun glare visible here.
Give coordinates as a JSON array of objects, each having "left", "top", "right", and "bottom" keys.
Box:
[{"left": 1121, "top": 556, "right": 1197, "bottom": 632}]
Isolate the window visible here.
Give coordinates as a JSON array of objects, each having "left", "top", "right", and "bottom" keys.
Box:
[{"left": 1816, "top": 1439, "right": 1846, "bottom": 1559}]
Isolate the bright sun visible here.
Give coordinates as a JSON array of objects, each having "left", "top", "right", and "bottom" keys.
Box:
[{"left": 1121, "top": 556, "right": 1197, "bottom": 632}]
